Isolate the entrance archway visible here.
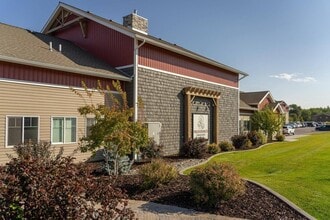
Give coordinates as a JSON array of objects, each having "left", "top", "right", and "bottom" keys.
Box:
[{"left": 184, "top": 87, "right": 221, "bottom": 144}]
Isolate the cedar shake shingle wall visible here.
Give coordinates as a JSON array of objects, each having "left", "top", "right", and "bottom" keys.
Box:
[
  {"left": 0, "top": 80, "right": 104, "bottom": 165},
  {"left": 137, "top": 67, "right": 238, "bottom": 155}
]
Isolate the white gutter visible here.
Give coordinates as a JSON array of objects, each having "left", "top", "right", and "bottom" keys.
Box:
[{"left": 133, "top": 38, "right": 146, "bottom": 122}]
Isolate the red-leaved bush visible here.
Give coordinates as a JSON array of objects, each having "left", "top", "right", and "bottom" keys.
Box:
[{"left": 0, "top": 141, "right": 134, "bottom": 219}]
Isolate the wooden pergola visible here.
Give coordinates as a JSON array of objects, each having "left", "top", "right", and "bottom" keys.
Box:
[{"left": 184, "top": 87, "right": 221, "bottom": 143}]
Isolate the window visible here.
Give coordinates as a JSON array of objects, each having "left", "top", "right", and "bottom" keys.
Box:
[
  {"left": 86, "top": 118, "right": 95, "bottom": 137},
  {"left": 52, "top": 117, "right": 77, "bottom": 144},
  {"left": 7, "top": 116, "right": 39, "bottom": 146}
]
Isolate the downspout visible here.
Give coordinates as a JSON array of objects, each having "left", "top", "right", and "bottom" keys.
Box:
[
  {"left": 133, "top": 38, "right": 146, "bottom": 122},
  {"left": 238, "top": 73, "right": 248, "bottom": 134}
]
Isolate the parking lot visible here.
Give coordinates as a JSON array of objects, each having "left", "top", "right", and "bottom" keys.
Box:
[{"left": 294, "top": 126, "right": 316, "bottom": 135}]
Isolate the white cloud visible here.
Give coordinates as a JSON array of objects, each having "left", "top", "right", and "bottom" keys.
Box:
[{"left": 270, "top": 73, "right": 317, "bottom": 83}]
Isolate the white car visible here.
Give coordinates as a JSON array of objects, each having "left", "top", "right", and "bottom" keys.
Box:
[{"left": 283, "top": 125, "right": 295, "bottom": 135}]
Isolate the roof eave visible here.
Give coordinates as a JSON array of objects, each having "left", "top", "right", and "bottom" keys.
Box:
[
  {"left": 42, "top": 2, "right": 135, "bottom": 38},
  {"left": 0, "top": 55, "right": 131, "bottom": 82}
]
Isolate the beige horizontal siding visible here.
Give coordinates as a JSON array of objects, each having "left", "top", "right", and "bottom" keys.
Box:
[{"left": 0, "top": 80, "right": 104, "bottom": 165}]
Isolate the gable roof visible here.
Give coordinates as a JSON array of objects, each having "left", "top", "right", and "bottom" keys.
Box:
[
  {"left": 239, "top": 99, "right": 258, "bottom": 111},
  {"left": 0, "top": 22, "right": 130, "bottom": 81},
  {"left": 240, "top": 91, "right": 274, "bottom": 105},
  {"left": 268, "top": 102, "right": 285, "bottom": 113},
  {"left": 42, "top": 2, "right": 248, "bottom": 78}
]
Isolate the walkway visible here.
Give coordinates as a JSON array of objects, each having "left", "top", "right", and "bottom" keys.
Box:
[{"left": 128, "top": 200, "right": 243, "bottom": 220}]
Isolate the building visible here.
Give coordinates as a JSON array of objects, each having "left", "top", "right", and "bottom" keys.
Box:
[
  {"left": 312, "top": 113, "right": 330, "bottom": 122},
  {"left": 0, "top": 2, "right": 248, "bottom": 164},
  {"left": 0, "top": 22, "right": 130, "bottom": 164},
  {"left": 239, "top": 91, "right": 289, "bottom": 133}
]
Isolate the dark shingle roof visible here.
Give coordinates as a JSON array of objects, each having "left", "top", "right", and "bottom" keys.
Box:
[
  {"left": 239, "top": 99, "right": 258, "bottom": 111},
  {"left": 240, "top": 91, "right": 270, "bottom": 105},
  {"left": 0, "top": 22, "right": 130, "bottom": 81}
]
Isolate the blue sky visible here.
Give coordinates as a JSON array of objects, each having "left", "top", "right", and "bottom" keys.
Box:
[{"left": 1, "top": 0, "right": 329, "bottom": 108}]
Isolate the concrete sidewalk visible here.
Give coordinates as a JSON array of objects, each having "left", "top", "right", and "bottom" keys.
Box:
[{"left": 128, "top": 200, "right": 243, "bottom": 220}]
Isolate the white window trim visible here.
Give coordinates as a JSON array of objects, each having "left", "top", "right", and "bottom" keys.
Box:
[
  {"left": 5, "top": 115, "right": 40, "bottom": 148},
  {"left": 51, "top": 116, "right": 78, "bottom": 144}
]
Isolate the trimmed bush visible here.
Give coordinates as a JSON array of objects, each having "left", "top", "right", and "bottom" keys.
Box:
[
  {"left": 276, "top": 134, "right": 285, "bottom": 141},
  {"left": 247, "top": 130, "right": 262, "bottom": 146},
  {"left": 256, "top": 130, "right": 267, "bottom": 145},
  {"left": 231, "top": 134, "right": 252, "bottom": 149},
  {"left": 190, "top": 162, "right": 246, "bottom": 208},
  {"left": 180, "top": 137, "right": 208, "bottom": 158},
  {"left": 139, "top": 138, "right": 164, "bottom": 160},
  {"left": 138, "top": 159, "right": 178, "bottom": 189},
  {"left": 207, "top": 143, "right": 220, "bottom": 154},
  {"left": 0, "top": 142, "right": 134, "bottom": 219},
  {"left": 218, "top": 141, "right": 235, "bottom": 152}
]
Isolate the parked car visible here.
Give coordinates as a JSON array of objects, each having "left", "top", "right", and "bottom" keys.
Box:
[
  {"left": 315, "top": 125, "right": 330, "bottom": 131},
  {"left": 283, "top": 125, "right": 295, "bottom": 135}
]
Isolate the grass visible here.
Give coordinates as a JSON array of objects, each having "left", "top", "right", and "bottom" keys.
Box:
[{"left": 184, "top": 132, "right": 330, "bottom": 220}]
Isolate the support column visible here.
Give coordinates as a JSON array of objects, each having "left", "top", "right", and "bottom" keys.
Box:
[
  {"left": 184, "top": 93, "right": 192, "bottom": 142},
  {"left": 213, "top": 97, "right": 219, "bottom": 144}
]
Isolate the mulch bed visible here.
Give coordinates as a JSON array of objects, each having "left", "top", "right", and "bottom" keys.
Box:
[{"left": 89, "top": 157, "right": 309, "bottom": 220}]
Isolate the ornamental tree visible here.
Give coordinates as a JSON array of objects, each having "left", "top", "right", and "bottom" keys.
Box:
[
  {"left": 250, "top": 107, "right": 284, "bottom": 142},
  {"left": 72, "top": 80, "right": 148, "bottom": 175}
]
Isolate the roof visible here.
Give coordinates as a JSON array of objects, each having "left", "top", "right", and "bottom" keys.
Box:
[
  {"left": 42, "top": 2, "right": 249, "bottom": 78},
  {"left": 239, "top": 99, "right": 258, "bottom": 111},
  {"left": 268, "top": 102, "right": 285, "bottom": 113},
  {"left": 240, "top": 91, "right": 274, "bottom": 105},
  {"left": 0, "top": 22, "right": 131, "bottom": 81}
]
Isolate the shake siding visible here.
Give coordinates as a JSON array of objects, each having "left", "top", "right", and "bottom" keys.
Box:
[{"left": 0, "top": 81, "right": 104, "bottom": 165}]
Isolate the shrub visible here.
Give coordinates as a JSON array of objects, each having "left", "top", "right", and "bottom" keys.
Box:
[
  {"left": 138, "top": 159, "right": 178, "bottom": 189},
  {"left": 218, "top": 141, "right": 235, "bottom": 152},
  {"left": 139, "top": 138, "right": 164, "bottom": 160},
  {"left": 10, "top": 140, "right": 61, "bottom": 161},
  {"left": 207, "top": 143, "right": 220, "bottom": 154},
  {"left": 256, "top": 130, "right": 267, "bottom": 145},
  {"left": 180, "top": 138, "right": 208, "bottom": 158},
  {"left": 247, "top": 131, "right": 262, "bottom": 146},
  {"left": 231, "top": 134, "right": 252, "bottom": 150},
  {"left": 190, "top": 162, "right": 246, "bottom": 208},
  {"left": 276, "top": 134, "right": 285, "bottom": 141},
  {"left": 0, "top": 142, "right": 134, "bottom": 219}
]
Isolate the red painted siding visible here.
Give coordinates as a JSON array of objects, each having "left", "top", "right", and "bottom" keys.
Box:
[
  {"left": 259, "top": 96, "right": 272, "bottom": 110},
  {"left": 0, "top": 61, "right": 124, "bottom": 90},
  {"left": 53, "top": 20, "right": 134, "bottom": 67},
  {"left": 139, "top": 43, "right": 239, "bottom": 88}
]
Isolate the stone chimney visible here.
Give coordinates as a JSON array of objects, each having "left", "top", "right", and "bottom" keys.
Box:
[{"left": 123, "top": 10, "right": 148, "bottom": 34}]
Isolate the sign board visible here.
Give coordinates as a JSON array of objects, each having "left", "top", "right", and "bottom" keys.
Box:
[{"left": 193, "top": 114, "right": 209, "bottom": 139}]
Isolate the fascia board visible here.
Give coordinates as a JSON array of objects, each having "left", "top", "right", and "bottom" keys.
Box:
[{"left": 42, "top": 3, "right": 135, "bottom": 38}]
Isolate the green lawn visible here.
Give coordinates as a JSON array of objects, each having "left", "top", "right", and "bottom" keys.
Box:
[{"left": 185, "top": 132, "right": 330, "bottom": 219}]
